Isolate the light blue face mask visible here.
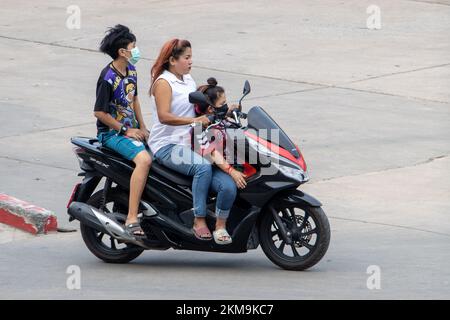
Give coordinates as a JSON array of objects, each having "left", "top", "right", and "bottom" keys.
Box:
[{"left": 127, "top": 47, "right": 141, "bottom": 65}]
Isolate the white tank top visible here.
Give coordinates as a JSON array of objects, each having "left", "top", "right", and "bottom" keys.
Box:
[{"left": 148, "top": 70, "right": 197, "bottom": 155}]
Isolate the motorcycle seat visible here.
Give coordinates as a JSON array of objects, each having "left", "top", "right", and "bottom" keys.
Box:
[
  {"left": 98, "top": 145, "right": 193, "bottom": 187},
  {"left": 150, "top": 162, "right": 193, "bottom": 187},
  {"left": 72, "top": 137, "right": 194, "bottom": 188}
]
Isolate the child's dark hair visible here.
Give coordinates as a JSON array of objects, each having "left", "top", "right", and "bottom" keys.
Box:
[
  {"left": 195, "top": 77, "right": 225, "bottom": 115},
  {"left": 99, "top": 24, "right": 136, "bottom": 60}
]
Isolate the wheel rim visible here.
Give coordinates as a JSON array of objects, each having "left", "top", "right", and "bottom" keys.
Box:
[
  {"left": 89, "top": 200, "right": 137, "bottom": 253},
  {"left": 268, "top": 206, "right": 319, "bottom": 261}
]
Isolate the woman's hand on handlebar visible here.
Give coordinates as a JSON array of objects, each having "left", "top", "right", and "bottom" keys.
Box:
[{"left": 194, "top": 115, "right": 211, "bottom": 128}]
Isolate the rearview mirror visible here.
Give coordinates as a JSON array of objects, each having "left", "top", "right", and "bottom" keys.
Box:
[
  {"left": 189, "top": 91, "right": 209, "bottom": 106},
  {"left": 238, "top": 80, "right": 251, "bottom": 110},
  {"left": 243, "top": 80, "right": 251, "bottom": 95}
]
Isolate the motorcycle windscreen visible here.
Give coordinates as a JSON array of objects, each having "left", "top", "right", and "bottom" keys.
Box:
[{"left": 246, "top": 106, "right": 300, "bottom": 158}]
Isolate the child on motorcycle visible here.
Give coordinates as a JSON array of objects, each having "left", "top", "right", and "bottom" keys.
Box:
[
  {"left": 193, "top": 77, "right": 248, "bottom": 244},
  {"left": 94, "top": 25, "right": 151, "bottom": 239}
]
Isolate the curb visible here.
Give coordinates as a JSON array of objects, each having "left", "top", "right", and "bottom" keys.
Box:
[{"left": 0, "top": 193, "right": 58, "bottom": 235}]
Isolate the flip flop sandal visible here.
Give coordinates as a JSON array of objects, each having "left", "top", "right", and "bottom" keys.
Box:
[
  {"left": 124, "top": 222, "right": 146, "bottom": 239},
  {"left": 192, "top": 226, "right": 212, "bottom": 241},
  {"left": 213, "top": 228, "right": 232, "bottom": 245}
]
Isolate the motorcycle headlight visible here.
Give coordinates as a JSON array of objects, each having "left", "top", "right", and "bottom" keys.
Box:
[{"left": 272, "top": 162, "right": 309, "bottom": 183}]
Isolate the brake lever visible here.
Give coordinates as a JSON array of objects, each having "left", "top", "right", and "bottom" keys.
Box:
[
  {"left": 232, "top": 110, "right": 239, "bottom": 124},
  {"left": 190, "top": 114, "right": 218, "bottom": 129},
  {"left": 205, "top": 120, "right": 222, "bottom": 133}
]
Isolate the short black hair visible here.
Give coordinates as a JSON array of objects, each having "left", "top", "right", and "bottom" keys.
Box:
[{"left": 99, "top": 24, "right": 136, "bottom": 59}]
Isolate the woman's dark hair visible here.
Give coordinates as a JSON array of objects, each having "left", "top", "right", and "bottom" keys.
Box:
[
  {"left": 195, "top": 77, "right": 225, "bottom": 115},
  {"left": 150, "top": 38, "right": 192, "bottom": 90},
  {"left": 99, "top": 24, "right": 136, "bottom": 59}
]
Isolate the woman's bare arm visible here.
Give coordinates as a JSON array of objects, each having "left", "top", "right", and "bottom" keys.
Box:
[{"left": 153, "top": 79, "right": 208, "bottom": 126}]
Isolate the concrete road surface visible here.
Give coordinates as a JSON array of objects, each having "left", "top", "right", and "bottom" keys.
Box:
[{"left": 0, "top": 0, "right": 449, "bottom": 299}]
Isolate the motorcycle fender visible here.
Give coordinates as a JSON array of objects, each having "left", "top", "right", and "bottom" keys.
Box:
[
  {"left": 75, "top": 172, "right": 102, "bottom": 203},
  {"left": 276, "top": 189, "right": 322, "bottom": 208}
]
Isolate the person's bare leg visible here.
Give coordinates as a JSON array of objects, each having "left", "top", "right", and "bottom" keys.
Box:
[
  {"left": 125, "top": 151, "right": 151, "bottom": 229},
  {"left": 215, "top": 218, "right": 227, "bottom": 230},
  {"left": 193, "top": 217, "right": 208, "bottom": 229}
]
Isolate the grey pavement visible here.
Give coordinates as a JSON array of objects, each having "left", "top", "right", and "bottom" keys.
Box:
[{"left": 0, "top": 0, "right": 449, "bottom": 299}]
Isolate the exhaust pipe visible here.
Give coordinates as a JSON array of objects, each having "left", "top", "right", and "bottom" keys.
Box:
[
  {"left": 68, "top": 202, "right": 110, "bottom": 234},
  {"left": 68, "top": 201, "right": 151, "bottom": 248},
  {"left": 69, "top": 201, "right": 208, "bottom": 246}
]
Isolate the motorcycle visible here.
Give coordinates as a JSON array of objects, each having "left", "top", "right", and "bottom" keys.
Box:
[{"left": 67, "top": 80, "right": 330, "bottom": 271}]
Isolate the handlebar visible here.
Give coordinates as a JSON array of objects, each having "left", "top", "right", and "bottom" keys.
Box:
[{"left": 190, "top": 110, "right": 248, "bottom": 132}]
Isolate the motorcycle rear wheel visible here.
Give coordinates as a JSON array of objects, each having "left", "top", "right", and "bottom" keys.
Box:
[{"left": 80, "top": 188, "right": 144, "bottom": 264}]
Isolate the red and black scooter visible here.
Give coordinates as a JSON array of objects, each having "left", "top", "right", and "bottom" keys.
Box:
[{"left": 67, "top": 81, "right": 330, "bottom": 271}]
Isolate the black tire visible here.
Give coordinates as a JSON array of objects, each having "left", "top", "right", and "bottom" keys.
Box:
[
  {"left": 80, "top": 188, "right": 144, "bottom": 264},
  {"left": 259, "top": 204, "right": 330, "bottom": 271}
]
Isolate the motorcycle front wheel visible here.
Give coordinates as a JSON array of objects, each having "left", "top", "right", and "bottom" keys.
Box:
[{"left": 259, "top": 203, "right": 331, "bottom": 271}]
